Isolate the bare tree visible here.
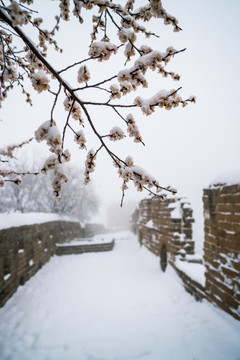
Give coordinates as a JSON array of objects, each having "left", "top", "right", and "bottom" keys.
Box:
[
  {"left": 35, "top": 166, "right": 99, "bottom": 221},
  {"left": 0, "top": 158, "right": 99, "bottom": 221},
  {"left": 0, "top": 1, "right": 195, "bottom": 205}
]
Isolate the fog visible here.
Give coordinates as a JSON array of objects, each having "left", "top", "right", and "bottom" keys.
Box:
[{"left": 1, "top": 0, "right": 240, "bottom": 253}]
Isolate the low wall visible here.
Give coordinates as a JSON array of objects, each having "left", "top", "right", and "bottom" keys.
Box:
[
  {"left": 55, "top": 240, "right": 115, "bottom": 255},
  {"left": 203, "top": 183, "right": 240, "bottom": 320},
  {"left": 0, "top": 221, "right": 82, "bottom": 307}
]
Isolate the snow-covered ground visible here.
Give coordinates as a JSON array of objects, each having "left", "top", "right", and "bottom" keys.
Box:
[{"left": 0, "top": 231, "right": 240, "bottom": 360}]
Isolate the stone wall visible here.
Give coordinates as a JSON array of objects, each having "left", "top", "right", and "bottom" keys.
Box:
[
  {"left": 0, "top": 221, "right": 82, "bottom": 307},
  {"left": 134, "top": 187, "right": 240, "bottom": 321},
  {"left": 56, "top": 240, "right": 115, "bottom": 255},
  {"left": 203, "top": 183, "right": 240, "bottom": 320},
  {"left": 137, "top": 196, "right": 194, "bottom": 271}
]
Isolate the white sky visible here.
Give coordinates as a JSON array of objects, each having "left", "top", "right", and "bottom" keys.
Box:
[{"left": 0, "top": 0, "right": 240, "bottom": 252}]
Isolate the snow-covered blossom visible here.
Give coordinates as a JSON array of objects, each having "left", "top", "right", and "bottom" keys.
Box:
[
  {"left": 77, "top": 66, "right": 90, "bottom": 83},
  {"left": 41, "top": 148, "right": 70, "bottom": 175},
  {"left": 125, "top": 155, "right": 134, "bottom": 167},
  {"left": 8, "top": 1, "right": 30, "bottom": 26},
  {"left": 89, "top": 41, "right": 117, "bottom": 61},
  {"left": 74, "top": 130, "right": 86, "bottom": 149},
  {"left": 63, "top": 97, "right": 83, "bottom": 122},
  {"left": 52, "top": 165, "right": 68, "bottom": 199},
  {"left": 12, "top": 175, "right": 22, "bottom": 185},
  {"left": 0, "top": 163, "right": 14, "bottom": 177},
  {"left": 134, "top": 89, "right": 188, "bottom": 114},
  {"left": 59, "top": 0, "right": 70, "bottom": 21},
  {"left": 84, "top": 149, "right": 96, "bottom": 184},
  {"left": 31, "top": 70, "right": 50, "bottom": 93},
  {"left": 1, "top": 65, "right": 17, "bottom": 83},
  {"left": 118, "top": 29, "right": 136, "bottom": 43},
  {"left": 35, "top": 120, "right": 62, "bottom": 153},
  {"left": 41, "top": 154, "right": 59, "bottom": 173},
  {"left": 126, "top": 113, "right": 143, "bottom": 143},
  {"left": 0, "top": 139, "right": 32, "bottom": 159},
  {"left": 124, "top": 42, "right": 135, "bottom": 61},
  {"left": 110, "top": 84, "right": 121, "bottom": 99},
  {"left": 25, "top": 50, "right": 44, "bottom": 72},
  {"left": 119, "top": 81, "right": 132, "bottom": 95},
  {"left": 117, "top": 160, "right": 167, "bottom": 196},
  {"left": 109, "top": 126, "right": 125, "bottom": 141}
]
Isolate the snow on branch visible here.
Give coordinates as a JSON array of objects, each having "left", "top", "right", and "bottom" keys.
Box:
[{"left": 0, "top": 0, "right": 195, "bottom": 203}]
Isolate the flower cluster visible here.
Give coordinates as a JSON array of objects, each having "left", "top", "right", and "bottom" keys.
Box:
[
  {"left": 77, "top": 65, "right": 90, "bottom": 83},
  {"left": 63, "top": 96, "right": 83, "bottom": 123},
  {"left": 110, "top": 84, "right": 121, "bottom": 99},
  {"left": 31, "top": 70, "right": 50, "bottom": 93},
  {"left": 41, "top": 149, "right": 70, "bottom": 173},
  {"left": 117, "top": 157, "right": 169, "bottom": 199},
  {"left": 59, "top": 0, "right": 70, "bottom": 21},
  {"left": 25, "top": 49, "right": 44, "bottom": 72},
  {"left": 52, "top": 165, "right": 68, "bottom": 199},
  {"left": 0, "top": 138, "right": 32, "bottom": 159},
  {"left": 116, "top": 48, "right": 178, "bottom": 97},
  {"left": 134, "top": 89, "right": 195, "bottom": 115},
  {"left": 135, "top": 1, "right": 180, "bottom": 32},
  {"left": 109, "top": 126, "right": 125, "bottom": 141},
  {"left": 35, "top": 120, "right": 62, "bottom": 153},
  {"left": 8, "top": 1, "right": 30, "bottom": 27},
  {"left": 126, "top": 114, "right": 143, "bottom": 143},
  {"left": 0, "top": 163, "right": 22, "bottom": 187},
  {"left": 89, "top": 41, "right": 118, "bottom": 61},
  {"left": 84, "top": 149, "right": 96, "bottom": 184},
  {"left": 74, "top": 130, "right": 86, "bottom": 149},
  {"left": 118, "top": 29, "right": 136, "bottom": 44}
]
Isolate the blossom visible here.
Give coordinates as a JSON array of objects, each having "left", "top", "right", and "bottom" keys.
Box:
[
  {"left": 77, "top": 66, "right": 90, "bottom": 83},
  {"left": 89, "top": 41, "right": 117, "bottom": 61},
  {"left": 74, "top": 130, "right": 86, "bottom": 149},
  {"left": 63, "top": 97, "right": 83, "bottom": 122},
  {"left": 126, "top": 114, "right": 143, "bottom": 143},
  {"left": 110, "top": 84, "right": 121, "bottom": 99},
  {"left": 52, "top": 165, "right": 68, "bottom": 199},
  {"left": 84, "top": 149, "right": 96, "bottom": 184},
  {"left": 9, "top": 1, "right": 30, "bottom": 26},
  {"left": 31, "top": 70, "right": 50, "bottom": 93},
  {"left": 109, "top": 126, "right": 125, "bottom": 141}
]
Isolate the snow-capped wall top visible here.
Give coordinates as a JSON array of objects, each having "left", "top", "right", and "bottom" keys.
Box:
[
  {"left": 0, "top": 212, "right": 78, "bottom": 230},
  {"left": 210, "top": 168, "right": 240, "bottom": 187}
]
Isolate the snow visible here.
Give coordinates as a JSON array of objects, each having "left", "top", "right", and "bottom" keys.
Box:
[
  {"left": 144, "top": 219, "right": 157, "bottom": 229},
  {"left": 0, "top": 212, "right": 78, "bottom": 230},
  {"left": 210, "top": 167, "right": 240, "bottom": 187},
  {"left": 0, "top": 232, "right": 240, "bottom": 360},
  {"left": 169, "top": 203, "right": 182, "bottom": 219},
  {"left": 175, "top": 258, "right": 206, "bottom": 287}
]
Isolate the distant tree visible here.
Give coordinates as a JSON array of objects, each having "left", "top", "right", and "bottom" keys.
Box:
[
  {"left": 0, "top": 155, "right": 99, "bottom": 221},
  {"left": 34, "top": 166, "right": 99, "bottom": 221},
  {"left": 0, "top": 1, "right": 195, "bottom": 205}
]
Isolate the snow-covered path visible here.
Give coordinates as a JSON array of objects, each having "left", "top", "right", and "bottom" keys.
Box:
[{"left": 0, "top": 232, "right": 240, "bottom": 360}]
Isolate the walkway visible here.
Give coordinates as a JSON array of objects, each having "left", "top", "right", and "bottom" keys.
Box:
[{"left": 0, "top": 232, "right": 240, "bottom": 360}]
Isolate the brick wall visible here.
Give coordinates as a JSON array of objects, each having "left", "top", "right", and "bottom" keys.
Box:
[
  {"left": 203, "top": 184, "right": 240, "bottom": 320},
  {"left": 0, "top": 221, "right": 82, "bottom": 307},
  {"left": 137, "top": 196, "right": 194, "bottom": 271},
  {"left": 55, "top": 240, "right": 115, "bottom": 255}
]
